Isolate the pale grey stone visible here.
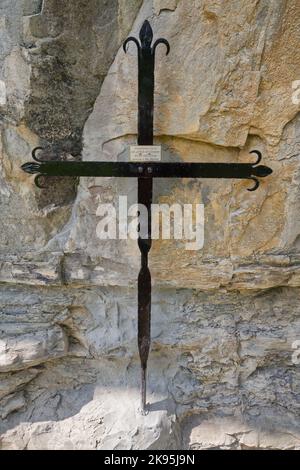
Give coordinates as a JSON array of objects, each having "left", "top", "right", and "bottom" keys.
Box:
[
  {"left": 22, "top": 0, "right": 43, "bottom": 17},
  {"left": 1, "top": 392, "right": 26, "bottom": 419},
  {"left": 0, "top": 326, "right": 68, "bottom": 372}
]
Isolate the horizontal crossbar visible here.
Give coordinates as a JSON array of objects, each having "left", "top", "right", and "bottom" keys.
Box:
[{"left": 22, "top": 160, "right": 272, "bottom": 179}]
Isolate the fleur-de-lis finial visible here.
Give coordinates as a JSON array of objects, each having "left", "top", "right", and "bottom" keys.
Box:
[
  {"left": 21, "top": 147, "right": 46, "bottom": 187},
  {"left": 123, "top": 20, "right": 170, "bottom": 56},
  {"left": 247, "top": 150, "right": 272, "bottom": 191}
]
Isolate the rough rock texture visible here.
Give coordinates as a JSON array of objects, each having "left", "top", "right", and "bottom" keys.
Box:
[{"left": 0, "top": 0, "right": 300, "bottom": 450}]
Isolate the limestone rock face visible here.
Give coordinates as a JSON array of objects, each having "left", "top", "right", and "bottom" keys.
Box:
[{"left": 0, "top": 0, "right": 300, "bottom": 450}]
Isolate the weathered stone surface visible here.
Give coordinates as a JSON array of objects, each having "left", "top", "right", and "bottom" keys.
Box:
[
  {"left": 84, "top": 0, "right": 299, "bottom": 149},
  {"left": 184, "top": 416, "right": 300, "bottom": 450},
  {"left": 0, "top": 286, "right": 299, "bottom": 449},
  {"left": 0, "top": 251, "right": 63, "bottom": 285},
  {"left": 0, "top": 368, "right": 40, "bottom": 401},
  {"left": 0, "top": 0, "right": 300, "bottom": 450},
  {"left": 0, "top": 388, "right": 178, "bottom": 450},
  {"left": 1, "top": 392, "right": 26, "bottom": 420},
  {"left": 0, "top": 326, "right": 68, "bottom": 372}
]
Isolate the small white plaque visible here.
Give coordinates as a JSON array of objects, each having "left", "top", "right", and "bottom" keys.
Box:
[{"left": 130, "top": 145, "right": 161, "bottom": 162}]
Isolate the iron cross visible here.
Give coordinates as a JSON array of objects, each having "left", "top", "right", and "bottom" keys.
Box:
[{"left": 21, "top": 20, "right": 272, "bottom": 413}]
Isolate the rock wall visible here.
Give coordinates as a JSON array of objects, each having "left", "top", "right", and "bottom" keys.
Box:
[{"left": 0, "top": 0, "right": 300, "bottom": 450}]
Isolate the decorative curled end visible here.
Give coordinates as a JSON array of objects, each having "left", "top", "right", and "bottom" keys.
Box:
[
  {"left": 32, "top": 147, "right": 45, "bottom": 162},
  {"left": 247, "top": 150, "right": 272, "bottom": 191},
  {"left": 21, "top": 147, "right": 47, "bottom": 188},
  {"left": 123, "top": 36, "right": 140, "bottom": 53},
  {"left": 123, "top": 19, "right": 170, "bottom": 56},
  {"left": 34, "top": 174, "right": 46, "bottom": 189},
  {"left": 250, "top": 150, "right": 273, "bottom": 177},
  {"left": 250, "top": 150, "right": 262, "bottom": 166},
  {"left": 152, "top": 38, "right": 170, "bottom": 56},
  {"left": 21, "top": 162, "right": 46, "bottom": 188},
  {"left": 247, "top": 177, "right": 260, "bottom": 192}
]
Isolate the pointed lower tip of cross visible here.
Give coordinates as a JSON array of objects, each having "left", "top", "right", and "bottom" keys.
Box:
[{"left": 138, "top": 367, "right": 149, "bottom": 415}]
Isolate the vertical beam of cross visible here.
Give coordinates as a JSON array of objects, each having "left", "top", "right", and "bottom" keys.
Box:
[{"left": 124, "top": 20, "right": 170, "bottom": 413}]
